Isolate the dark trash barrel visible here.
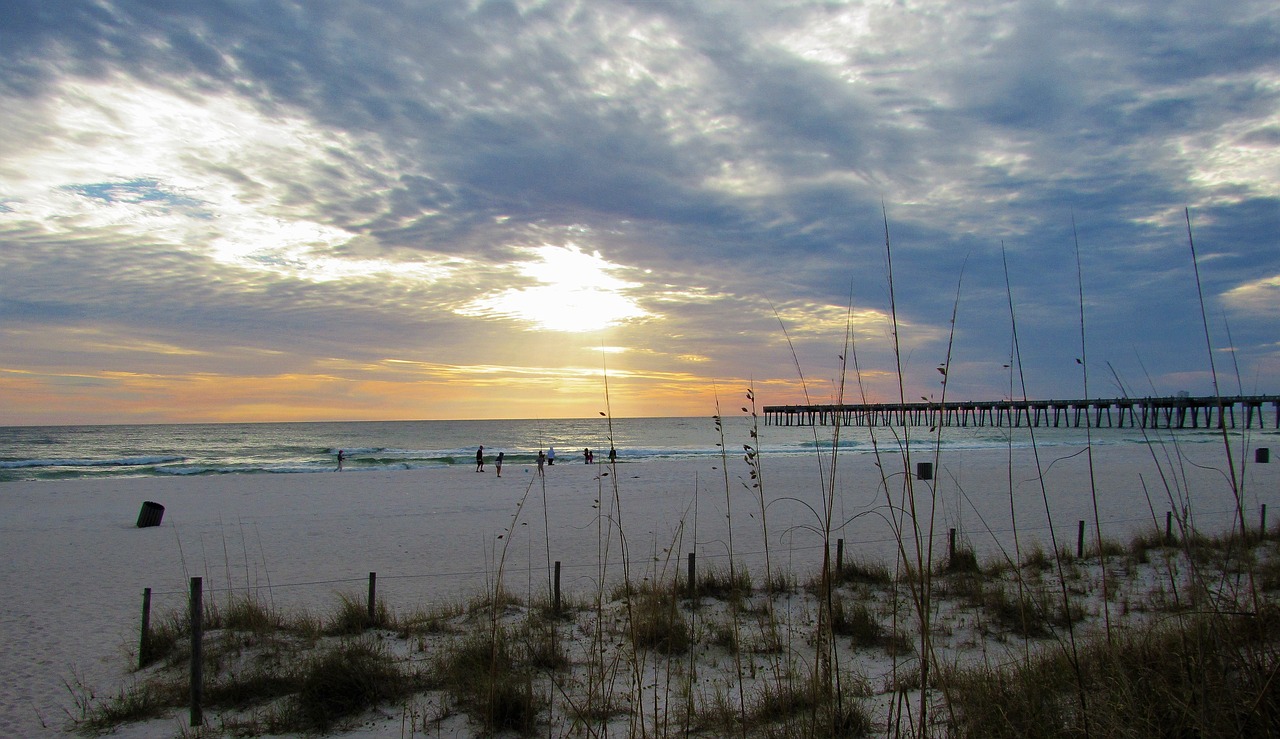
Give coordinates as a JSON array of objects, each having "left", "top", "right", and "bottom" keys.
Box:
[
  {"left": 916, "top": 462, "right": 933, "bottom": 481},
  {"left": 1258, "top": 448, "right": 1271, "bottom": 464},
  {"left": 136, "top": 501, "right": 165, "bottom": 528}
]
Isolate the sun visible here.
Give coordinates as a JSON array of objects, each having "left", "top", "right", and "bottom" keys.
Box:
[{"left": 462, "top": 244, "right": 652, "bottom": 332}]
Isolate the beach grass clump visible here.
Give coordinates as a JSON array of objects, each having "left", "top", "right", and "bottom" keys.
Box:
[
  {"left": 979, "top": 582, "right": 1084, "bottom": 638},
  {"left": 764, "top": 569, "right": 797, "bottom": 595},
  {"left": 396, "top": 601, "right": 465, "bottom": 637},
  {"left": 830, "top": 595, "right": 912, "bottom": 655},
  {"left": 705, "top": 619, "right": 740, "bottom": 652},
  {"left": 829, "top": 557, "right": 893, "bottom": 588},
  {"left": 630, "top": 588, "right": 693, "bottom": 655},
  {"left": 1254, "top": 548, "right": 1280, "bottom": 592},
  {"left": 694, "top": 565, "right": 754, "bottom": 602},
  {"left": 432, "top": 627, "right": 542, "bottom": 734},
  {"left": 944, "top": 608, "right": 1280, "bottom": 737},
  {"left": 138, "top": 610, "right": 188, "bottom": 668},
  {"left": 325, "top": 592, "right": 391, "bottom": 635},
  {"left": 944, "top": 547, "right": 981, "bottom": 575},
  {"left": 740, "top": 679, "right": 873, "bottom": 737},
  {"left": 1126, "top": 527, "right": 1172, "bottom": 563},
  {"left": 1019, "top": 544, "right": 1057, "bottom": 574},
  {"left": 466, "top": 587, "right": 523, "bottom": 615},
  {"left": 293, "top": 639, "right": 410, "bottom": 731},
  {"left": 517, "top": 613, "right": 568, "bottom": 671},
  {"left": 205, "top": 665, "right": 301, "bottom": 711},
  {"left": 71, "top": 680, "right": 182, "bottom": 734},
  {"left": 220, "top": 596, "right": 281, "bottom": 633},
  {"left": 1086, "top": 536, "right": 1127, "bottom": 560}
]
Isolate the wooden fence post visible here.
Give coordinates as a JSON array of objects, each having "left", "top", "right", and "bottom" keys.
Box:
[
  {"left": 1166, "top": 511, "right": 1173, "bottom": 545},
  {"left": 138, "top": 587, "right": 152, "bottom": 670},
  {"left": 1077, "top": 520, "right": 1086, "bottom": 559},
  {"left": 687, "top": 552, "right": 696, "bottom": 600},
  {"left": 836, "top": 539, "right": 844, "bottom": 573},
  {"left": 553, "top": 561, "right": 562, "bottom": 615},
  {"left": 1262, "top": 505, "right": 1268, "bottom": 538},
  {"left": 190, "top": 577, "right": 203, "bottom": 728},
  {"left": 367, "top": 572, "right": 377, "bottom": 626}
]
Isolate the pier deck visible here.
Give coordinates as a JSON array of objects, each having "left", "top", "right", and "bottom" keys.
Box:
[{"left": 762, "top": 395, "right": 1280, "bottom": 430}]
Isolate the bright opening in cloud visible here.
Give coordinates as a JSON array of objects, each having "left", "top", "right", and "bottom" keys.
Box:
[{"left": 461, "top": 244, "right": 651, "bottom": 332}]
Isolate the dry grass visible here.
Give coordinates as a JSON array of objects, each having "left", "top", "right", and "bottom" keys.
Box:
[{"left": 76, "top": 528, "right": 1280, "bottom": 737}]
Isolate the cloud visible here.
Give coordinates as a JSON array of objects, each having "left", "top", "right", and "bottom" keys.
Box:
[{"left": 0, "top": 0, "right": 1277, "bottom": 422}]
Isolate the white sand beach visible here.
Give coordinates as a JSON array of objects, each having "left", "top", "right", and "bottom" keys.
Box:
[{"left": 3, "top": 439, "right": 1276, "bottom": 736}]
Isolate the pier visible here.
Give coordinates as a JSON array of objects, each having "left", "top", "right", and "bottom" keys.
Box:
[{"left": 762, "top": 395, "right": 1280, "bottom": 430}]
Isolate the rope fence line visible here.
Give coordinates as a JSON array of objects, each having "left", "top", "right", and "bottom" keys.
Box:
[{"left": 146, "top": 505, "right": 1254, "bottom": 598}]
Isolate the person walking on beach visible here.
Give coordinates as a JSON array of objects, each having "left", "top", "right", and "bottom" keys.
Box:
[
  {"left": 475, "top": 445, "right": 485, "bottom": 472},
  {"left": 536, "top": 450, "right": 545, "bottom": 476},
  {"left": 583, "top": 447, "right": 592, "bottom": 464},
  {"left": 547, "top": 446, "right": 556, "bottom": 465},
  {"left": 495, "top": 451, "right": 504, "bottom": 477},
  {"left": 336, "top": 449, "right": 346, "bottom": 471},
  {"left": 608, "top": 447, "right": 617, "bottom": 464}
]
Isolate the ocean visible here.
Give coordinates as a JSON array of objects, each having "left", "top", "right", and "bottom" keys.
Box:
[{"left": 1, "top": 415, "right": 1265, "bottom": 483}]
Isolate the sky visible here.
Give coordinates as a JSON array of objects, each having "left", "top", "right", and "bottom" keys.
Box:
[{"left": 1, "top": 0, "right": 1277, "bottom": 425}]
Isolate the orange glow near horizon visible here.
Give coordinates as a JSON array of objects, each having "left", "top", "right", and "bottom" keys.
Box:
[{"left": 0, "top": 365, "right": 822, "bottom": 425}]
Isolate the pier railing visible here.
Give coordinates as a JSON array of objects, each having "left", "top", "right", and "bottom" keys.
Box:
[{"left": 762, "top": 395, "right": 1280, "bottom": 430}]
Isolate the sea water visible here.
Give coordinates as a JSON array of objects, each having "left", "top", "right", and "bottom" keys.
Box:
[{"left": 0, "top": 415, "right": 1260, "bottom": 482}]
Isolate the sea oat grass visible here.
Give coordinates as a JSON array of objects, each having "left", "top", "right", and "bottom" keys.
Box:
[
  {"left": 74, "top": 680, "right": 184, "bottom": 734},
  {"left": 139, "top": 610, "right": 188, "bottom": 668},
  {"left": 944, "top": 547, "right": 981, "bottom": 575},
  {"left": 325, "top": 592, "right": 392, "bottom": 635},
  {"left": 205, "top": 666, "right": 301, "bottom": 710},
  {"left": 945, "top": 609, "right": 1280, "bottom": 737},
  {"left": 746, "top": 680, "right": 873, "bottom": 737},
  {"left": 695, "top": 565, "right": 754, "bottom": 602},
  {"left": 294, "top": 639, "right": 410, "bottom": 731},
  {"left": 630, "top": 588, "right": 692, "bottom": 655},
  {"left": 220, "top": 596, "right": 280, "bottom": 633},
  {"left": 980, "top": 582, "right": 1085, "bottom": 638},
  {"left": 1126, "top": 527, "right": 1172, "bottom": 564},
  {"left": 839, "top": 556, "right": 893, "bottom": 585},
  {"left": 395, "top": 601, "right": 465, "bottom": 637},
  {"left": 1086, "top": 536, "right": 1127, "bottom": 560},
  {"left": 1020, "top": 545, "right": 1053, "bottom": 573},
  {"left": 433, "top": 627, "right": 542, "bottom": 734}
]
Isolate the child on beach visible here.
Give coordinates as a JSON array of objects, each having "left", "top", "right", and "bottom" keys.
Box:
[{"left": 495, "top": 451, "right": 504, "bottom": 477}]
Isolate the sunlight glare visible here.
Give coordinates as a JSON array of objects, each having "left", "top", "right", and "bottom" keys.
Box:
[{"left": 461, "top": 244, "right": 651, "bottom": 332}]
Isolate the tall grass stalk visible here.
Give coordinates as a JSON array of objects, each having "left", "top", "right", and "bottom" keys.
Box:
[
  {"left": 1073, "top": 215, "right": 1113, "bottom": 641},
  {"left": 1186, "top": 209, "right": 1250, "bottom": 569},
  {"left": 1002, "top": 244, "right": 1091, "bottom": 732},
  {"left": 869, "top": 206, "right": 946, "bottom": 734},
  {"left": 772, "top": 295, "right": 853, "bottom": 733},
  {"left": 712, "top": 390, "right": 748, "bottom": 735}
]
